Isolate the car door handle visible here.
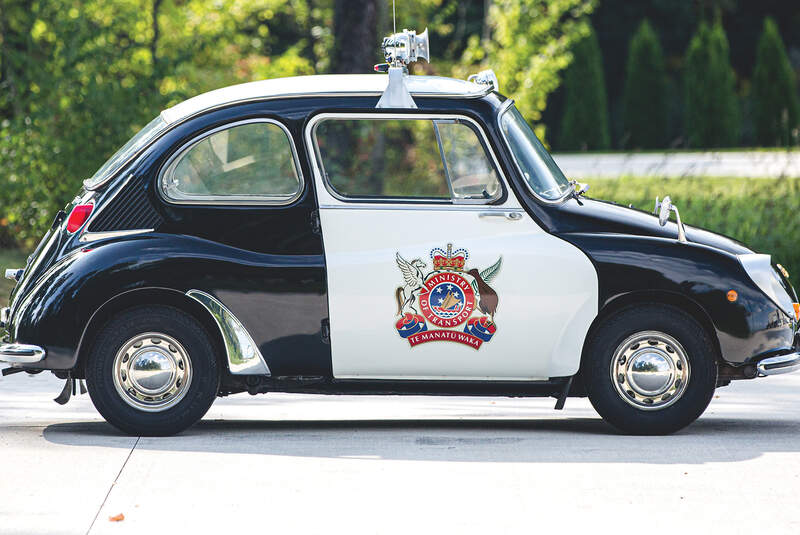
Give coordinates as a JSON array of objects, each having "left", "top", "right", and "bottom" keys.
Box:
[{"left": 478, "top": 211, "right": 523, "bottom": 221}]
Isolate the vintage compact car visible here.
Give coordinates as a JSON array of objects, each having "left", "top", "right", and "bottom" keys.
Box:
[{"left": 1, "top": 29, "right": 798, "bottom": 436}]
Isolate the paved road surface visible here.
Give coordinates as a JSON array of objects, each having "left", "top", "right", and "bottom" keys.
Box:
[
  {"left": 2, "top": 371, "right": 799, "bottom": 534},
  {"left": 553, "top": 150, "right": 800, "bottom": 178}
]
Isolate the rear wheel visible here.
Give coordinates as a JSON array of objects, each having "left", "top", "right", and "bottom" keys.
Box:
[
  {"left": 583, "top": 304, "right": 717, "bottom": 435},
  {"left": 85, "top": 306, "right": 219, "bottom": 436}
]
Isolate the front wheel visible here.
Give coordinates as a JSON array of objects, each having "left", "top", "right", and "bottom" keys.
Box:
[
  {"left": 582, "top": 304, "right": 718, "bottom": 435},
  {"left": 85, "top": 306, "right": 220, "bottom": 436}
]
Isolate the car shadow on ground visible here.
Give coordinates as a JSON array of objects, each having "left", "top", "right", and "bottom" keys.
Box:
[{"left": 42, "top": 416, "right": 800, "bottom": 464}]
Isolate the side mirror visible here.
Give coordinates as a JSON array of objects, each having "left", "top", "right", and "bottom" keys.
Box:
[
  {"left": 654, "top": 196, "right": 687, "bottom": 243},
  {"left": 656, "top": 196, "right": 673, "bottom": 226}
]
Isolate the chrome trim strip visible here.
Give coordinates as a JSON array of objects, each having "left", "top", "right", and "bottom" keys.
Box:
[
  {"left": 186, "top": 290, "right": 270, "bottom": 375},
  {"left": 79, "top": 229, "right": 155, "bottom": 243},
  {"left": 305, "top": 112, "right": 510, "bottom": 206},
  {"left": 496, "top": 99, "right": 572, "bottom": 205},
  {"left": 757, "top": 352, "right": 800, "bottom": 376},
  {"left": 158, "top": 118, "right": 304, "bottom": 206},
  {"left": 0, "top": 343, "right": 46, "bottom": 365},
  {"left": 317, "top": 203, "right": 525, "bottom": 213}
]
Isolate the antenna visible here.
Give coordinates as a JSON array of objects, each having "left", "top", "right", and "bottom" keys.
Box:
[{"left": 392, "top": 0, "right": 396, "bottom": 35}]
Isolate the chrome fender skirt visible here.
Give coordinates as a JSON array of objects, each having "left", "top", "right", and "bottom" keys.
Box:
[{"left": 186, "top": 290, "right": 270, "bottom": 375}]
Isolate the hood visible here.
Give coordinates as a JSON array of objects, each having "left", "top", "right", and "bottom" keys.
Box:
[{"left": 552, "top": 197, "right": 753, "bottom": 256}]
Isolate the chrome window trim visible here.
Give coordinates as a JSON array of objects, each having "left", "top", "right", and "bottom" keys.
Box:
[
  {"left": 305, "top": 112, "right": 509, "bottom": 205},
  {"left": 158, "top": 118, "right": 304, "bottom": 206},
  {"left": 186, "top": 290, "right": 271, "bottom": 375},
  {"left": 497, "top": 99, "right": 572, "bottom": 205}
]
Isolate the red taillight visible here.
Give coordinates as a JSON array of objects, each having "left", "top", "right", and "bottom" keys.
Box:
[{"left": 66, "top": 204, "right": 94, "bottom": 233}]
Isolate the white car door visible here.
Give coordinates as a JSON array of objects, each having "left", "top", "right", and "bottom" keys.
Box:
[{"left": 306, "top": 112, "right": 597, "bottom": 380}]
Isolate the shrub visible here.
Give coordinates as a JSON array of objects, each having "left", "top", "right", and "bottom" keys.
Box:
[
  {"left": 752, "top": 17, "right": 800, "bottom": 147},
  {"left": 684, "top": 21, "right": 740, "bottom": 148},
  {"left": 622, "top": 20, "right": 668, "bottom": 149},
  {"left": 558, "top": 24, "right": 611, "bottom": 151},
  {"left": 589, "top": 176, "right": 800, "bottom": 270}
]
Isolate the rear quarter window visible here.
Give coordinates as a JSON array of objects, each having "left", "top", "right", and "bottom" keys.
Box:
[{"left": 160, "top": 119, "right": 302, "bottom": 204}]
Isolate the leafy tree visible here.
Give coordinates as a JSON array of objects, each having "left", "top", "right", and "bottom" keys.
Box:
[
  {"left": 752, "top": 17, "right": 799, "bottom": 147},
  {"left": 0, "top": 0, "right": 321, "bottom": 248},
  {"left": 462, "top": 0, "right": 595, "bottom": 140},
  {"left": 622, "top": 19, "right": 667, "bottom": 149},
  {"left": 684, "top": 20, "right": 740, "bottom": 148},
  {"left": 558, "top": 24, "right": 610, "bottom": 151}
]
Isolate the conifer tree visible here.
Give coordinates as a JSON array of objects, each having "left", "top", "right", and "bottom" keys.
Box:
[
  {"left": 752, "top": 17, "right": 799, "bottom": 147},
  {"left": 623, "top": 20, "right": 668, "bottom": 149},
  {"left": 558, "top": 25, "right": 611, "bottom": 151},
  {"left": 684, "top": 21, "right": 740, "bottom": 148}
]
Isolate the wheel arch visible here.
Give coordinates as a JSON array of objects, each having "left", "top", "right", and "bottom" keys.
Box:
[
  {"left": 578, "top": 290, "right": 723, "bottom": 375},
  {"left": 73, "top": 287, "right": 228, "bottom": 378}
]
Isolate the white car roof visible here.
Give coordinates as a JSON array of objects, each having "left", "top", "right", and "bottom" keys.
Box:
[{"left": 160, "top": 74, "right": 490, "bottom": 125}]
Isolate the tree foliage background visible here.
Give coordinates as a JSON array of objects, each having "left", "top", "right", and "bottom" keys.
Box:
[{"left": 0, "top": 0, "right": 594, "bottom": 249}]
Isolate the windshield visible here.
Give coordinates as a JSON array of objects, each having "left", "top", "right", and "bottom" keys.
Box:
[
  {"left": 84, "top": 115, "right": 167, "bottom": 189},
  {"left": 499, "top": 104, "right": 571, "bottom": 201}
]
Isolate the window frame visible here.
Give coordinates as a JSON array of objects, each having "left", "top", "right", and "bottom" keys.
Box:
[
  {"left": 496, "top": 99, "right": 573, "bottom": 205},
  {"left": 158, "top": 118, "right": 304, "bottom": 206},
  {"left": 305, "top": 112, "right": 508, "bottom": 205}
]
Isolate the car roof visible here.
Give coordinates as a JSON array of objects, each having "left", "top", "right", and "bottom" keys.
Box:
[{"left": 160, "top": 74, "right": 491, "bottom": 125}]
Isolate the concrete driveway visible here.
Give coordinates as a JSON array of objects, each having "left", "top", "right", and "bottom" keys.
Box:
[{"left": 1, "top": 372, "right": 799, "bottom": 534}]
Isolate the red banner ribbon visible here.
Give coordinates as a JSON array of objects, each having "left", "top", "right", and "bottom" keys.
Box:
[{"left": 406, "top": 329, "right": 484, "bottom": 349}]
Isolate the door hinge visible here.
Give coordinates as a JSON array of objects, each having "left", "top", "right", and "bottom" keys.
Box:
[
  {"left": 321, "top": 318, "right": 330, "bottom": 344},
  {"left": 310, "top": 210, "right": 321, "bottom": 235}
]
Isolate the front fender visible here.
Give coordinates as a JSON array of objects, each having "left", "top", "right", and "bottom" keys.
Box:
[
  {"left": 8, "top": 233, "right": 328, "bottom": 371},
  {"left": 561, "top": 233, "right": 795, "bottom": 365}
]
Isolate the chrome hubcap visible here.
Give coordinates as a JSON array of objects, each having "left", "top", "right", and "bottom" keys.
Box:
[
  {"left": 611, "top": 331, "right": 690, "bottom": 410},
  {"left": 112, "top": 332, "right": 192, "bottom": 412}
]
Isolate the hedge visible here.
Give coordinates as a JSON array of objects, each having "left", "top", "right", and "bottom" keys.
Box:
[{"left": 589, "top": 176, "right": 800, "bottom": 271}]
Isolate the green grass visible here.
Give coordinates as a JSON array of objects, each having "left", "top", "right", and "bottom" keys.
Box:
[{"left": 0, "top": 249, "right": 28, "bottom": 308}]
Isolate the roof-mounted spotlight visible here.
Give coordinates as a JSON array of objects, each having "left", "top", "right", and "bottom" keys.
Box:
[
  {"left": 378, "top": 28, "right": 429, "bottom": 69},
  {"left": 375, "top": 28, "right": 430, "bottom": 109}
]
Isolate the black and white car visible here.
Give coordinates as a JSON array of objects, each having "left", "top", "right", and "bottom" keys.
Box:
[{"left": 1, "top": 29, "right": 798, "bottom": 436}]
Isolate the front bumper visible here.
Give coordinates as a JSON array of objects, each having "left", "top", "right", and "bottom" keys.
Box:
[
  {"left": 758, "top": 352, "right": 800, "bottom": 376},
  {"left": 0, "top": 343, "right": 46, "bottom": 365}
]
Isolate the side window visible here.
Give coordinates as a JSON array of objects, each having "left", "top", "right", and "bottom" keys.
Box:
[
  {"left": 435, "top": 121, "right": 501, "bottom": 201},
  {"left": 161, "top": 120, "right": 301, "bottom": 203},
  {"left": 313, "top": 117, "right": 502, "bottom": 202}
]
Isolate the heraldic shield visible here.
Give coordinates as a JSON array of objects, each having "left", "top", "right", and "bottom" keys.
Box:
[{"left": 394, "top": 243, "right": 502, "bottom": 350}]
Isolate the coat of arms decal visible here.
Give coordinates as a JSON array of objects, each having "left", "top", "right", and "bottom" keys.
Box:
[{"left": 394, "top": 244, "right": 502, "bottom": 349}]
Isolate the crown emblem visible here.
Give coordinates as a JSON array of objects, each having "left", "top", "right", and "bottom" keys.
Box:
[{"left": 430, "top": 243, "right": 469, "bottom": 271}]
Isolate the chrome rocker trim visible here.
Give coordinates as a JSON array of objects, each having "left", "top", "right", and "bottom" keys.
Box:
[
  {"left": 757, "top": 352, "right": 800, "bottom": 376},
  {"left": 185, "top": 290, "right": 271, "bottom": 375},
  {"left": 0, "top": 344, "right": 46, "bottom": 365}
]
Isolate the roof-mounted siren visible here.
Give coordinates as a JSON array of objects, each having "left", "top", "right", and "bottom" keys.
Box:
[{"left": 375, "top": 28, "right": 430, "bottom": 109}]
